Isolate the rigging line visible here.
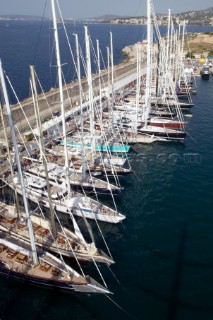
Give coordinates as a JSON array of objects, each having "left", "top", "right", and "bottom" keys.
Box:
[
  {"left": 185, "top": 130, "right": 198, "bottom": 145},
  {"left": 77, "top": 210, "right": 108, "bottom": 289},
  {"left": 93, "top": 213, "right": 114, "bottom": 260},
  {"left": 89, "top": 35, "right": 99, "bottom": 74},
  {"left": 54, "top": 211, "right": 86, "bottom": 277},
  {"left": 5, "top": 74, "right": 40, "bottom": 153},
  {"left": 45, "top": 144, "right": 110, "bottom": 264},
  {"left": 107, "top": 265, "right": 127, "bottom": 289},
  {"left": 77, "top": 152, "right": 116, "bottom": 260},
  {"left": 71, "top": 149, "right": 115, "bottom": 260},
  {"left": 32, "top": 158, "right": 110, "bottom": 284},
  {"left": 48, "top": 18, "right": 54, "bottom": 87},
  {"left": 95, "top": 110, "right": 123, "bottom": 187},
  {"left": 73, "top": 153, "right": 114, "bottom": 260},
  {"left": 107, "top": 264, "right": 144, "bottom": 299},
  {"left": 33, "top": 69, "right": 63, "bottom": 136},
  {"left": 33, "top": 0, "right": 48, "bottom": 66},
  {"left": 0, "top": 184, "right": 7, "bottom": 189},
  {"left": 132, "top": 166, "right": 145, "bottom": 182},
  {"left": 82, "top": 30, "right": 122, "bottom": 189},
  {"left": 56, "top": 1, "right": 80, "bottom": 81},
  {"left": 43, "top": 139, "right": 111, "bottom": 275},
  {"left": 105, "top": 294, "right": 139, "bottom": 320},
  {"left": 133, "top": 0, "right": 144, "bottom": 17},
  {"left": 100, "top": 48, "right": 107, "bottom": 70},
  {"left": 28, "top": 186, "right": 87, "bottom": 277}
]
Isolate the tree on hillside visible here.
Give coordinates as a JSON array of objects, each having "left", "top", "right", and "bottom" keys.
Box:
[{"left": 185, "top": 51, "right": 195, "bottom": 59}]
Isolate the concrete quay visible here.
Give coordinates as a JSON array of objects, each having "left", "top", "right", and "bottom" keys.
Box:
[{"left": 0, "top": 55, "right": 145, "bottom": 141}]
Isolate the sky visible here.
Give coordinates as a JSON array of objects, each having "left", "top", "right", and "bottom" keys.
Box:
[{"left": 0, "top": 0, "right": 213, "bottom": 19}]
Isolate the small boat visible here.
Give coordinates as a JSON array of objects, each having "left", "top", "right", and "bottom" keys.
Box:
[
  {"left": 152, "top": 99, "right": 194, "bottom": 109},
  {"left": 87, "top": 163, "right": 133, "bottom": 176},
  {"left": 111, "top": 110, "right": 186, "bottom": 130},
  {"left": 145, "top": 117, "right": 187, "bottom": 130},
  {"left": 200, "top": 64, "right": 211, "bottom": 80},
  {"left": 149, "top": 109, "right": 177, "bottom": 118},
  {"left": 138, "top": 125, "right": 186, "bottom": 140},
  {"left": 121, "top": 133, "right": 168, "bottom": 144}
]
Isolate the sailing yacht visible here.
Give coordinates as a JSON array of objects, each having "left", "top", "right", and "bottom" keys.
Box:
[
  {"left": 0, "top": 57, "right": 110, "bottom": 293},
  {"left": 46, "top": 144, "right": 132, "bottom": 176},
  {"left": 59, "top": 136, "right": 131, "bottom": 153},
  {"left": 112, "top": 108, "right": 187, "bottom": 130},
  {"left": 24, "top": 159, "right": 123, "bottom": 195},
  {"left": 138, "top": 1, "right": 187, "bottom": 141},
  {"left": 3, "top": 172, "right": 125, "bottom": 224},
  {"left": 138, "top": 125, "right": 186, "bottom": 139},
  {"left": 16, "top": 2, "right": 125, "bottom": 224},
  {"left": 0, "top": 201, "right": 114, "bottom": 264},
  {"left": 0, "top": 233, "right": 110, "bottom": 293},
  {"left": 1, "top": 4, "right": 125, "bottom": 226}
]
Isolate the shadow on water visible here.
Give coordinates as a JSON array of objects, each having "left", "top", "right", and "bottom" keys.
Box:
[
  {"left": 165, "top": 213, "right": 213, "bottom": 318},
  {"left": 166, "top": 216, "right": 189, "bottom": 320},
  {"left": 136, "top": 213, "right": 213, "bottom": 319},
  {"left": 0, "top": 277, "right": 104, "bottom": 320}
]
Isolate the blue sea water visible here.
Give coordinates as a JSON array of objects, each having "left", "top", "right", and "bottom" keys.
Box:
[{"left": 0, "top": 21, "right": 213, "bottom": 320}]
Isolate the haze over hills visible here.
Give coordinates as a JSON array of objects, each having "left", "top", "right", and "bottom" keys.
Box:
[
  {"left": 0, "top": 7, "right": 213, "bottom": 25},
  {"left": 176, "top": 7, "right": 213, "bottom": 24},
  {"left": 0, "top": 15, "right": 47, "bottom": 21},
  {"left": 0, "top": 14, "right": 47, "bottom": 21},
  {"left": 94, "top": 14, "right": 121, "bottom": 20},
  {"left": 99, "top": 7, "right": 213, "bottom": 25}
]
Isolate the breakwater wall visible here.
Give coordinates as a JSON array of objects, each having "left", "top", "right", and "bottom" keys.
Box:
[{"left": 1, "top": 57, "right": 138, "bottom": 138}]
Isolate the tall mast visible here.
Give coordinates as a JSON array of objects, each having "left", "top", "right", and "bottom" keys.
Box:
[
  {"left": 30, "top": 65, "right": 57, "bottom": 237},
  {"left": 135, "top": 44, "right": 141, "bottom": 135},
  {"left": 0, "top": 102, "right": 21, "bottom": 216},
  {"left": 0, "top": 60, "right": 38, "bottom": 265},
  {"left": 107, "top": 47, "right": 110, "bottom": 90},
  {"left": 106, "top": 46, "right": 110, "bottom": 132},
  {"left": 51, "top": 0, "right": 71, "bottom": 196},
  {"left": 166, "top": 9, "right": 171, "bottom": 70},
  {"left": 84, "top": 26, "right": 95, "bottom": 162},
  {"left": 109, "top": 32, "right": 114, "bottom": 135},
  {"left": 96, "top": 39, "right": 103, "bottom": 125},
  {"left": 51, "top": 0, "right": 85, "bottom": 242},
  {"left": 155, "top": 40, "right": 160, "bottom": 97},
  {"left": 144, "top": 0, "right": 152, "bottom": 127},
  {"left": 74, "top": 34, "right": 87, "bottom": 180},
  {"left": 181, "top": 21, "right": 186, "bottom": 65}
]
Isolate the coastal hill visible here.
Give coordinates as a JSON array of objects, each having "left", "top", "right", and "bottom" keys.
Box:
[
  {"left": 101, "top": 7, "right": 213, "bottom": 26},
  {"left": 0, "top": 7, "right": 213, "bottom": 25},
  {"left": 176, "top": 7, "right": 213, "bottom": 25},
  {"left": 0, "top": 15, "right": 47, "bottom": 21},
  {"left": 184, "top": 32, "right": 213, "bottom": 58},
  {"left": 121, "top": 32, "right": 213, "bottom": 63}
]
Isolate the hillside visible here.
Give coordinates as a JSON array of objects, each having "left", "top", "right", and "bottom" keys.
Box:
[
  {"left": 185, "top": 32, "right": 213, "bottom": 54},
  {"left": 177, "top": 7, "right": 213, "bottom": 25},
  {"left": 103, "top": 7, "right": 213, "bottom": 26},
  {"left": 0, "top": 7, "right": 213, "bottom": 26},
  {"left": 0, "top": 15, "right": 46, "bottom": 21}
]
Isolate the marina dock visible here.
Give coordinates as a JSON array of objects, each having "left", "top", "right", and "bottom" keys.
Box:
[{"left": 0, "top": 56, "right": 144, "bottom": 141}]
